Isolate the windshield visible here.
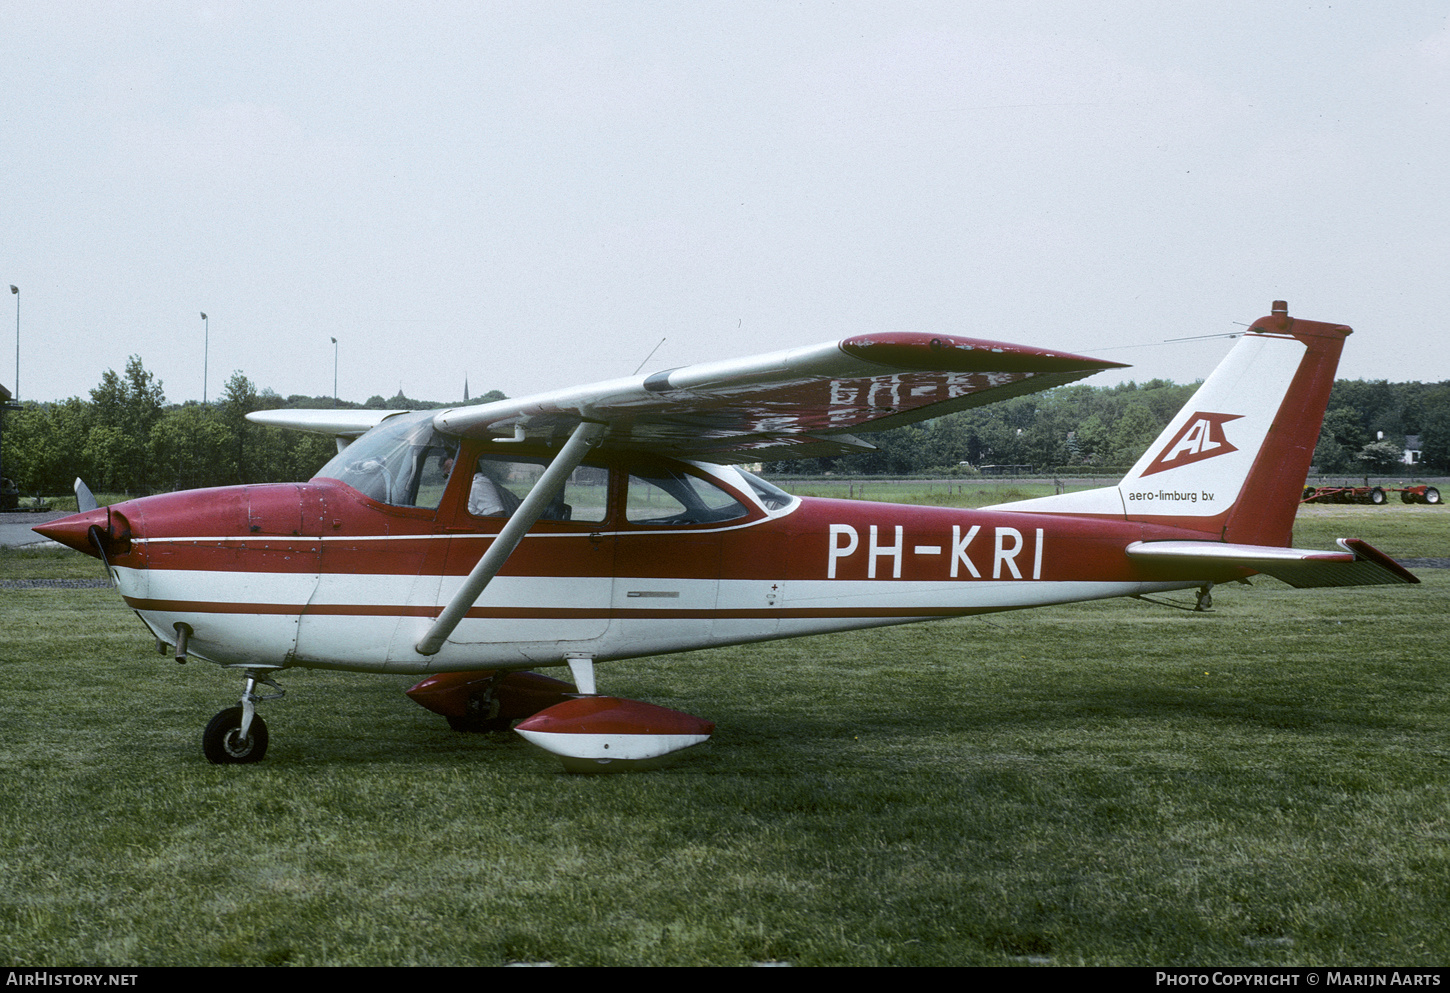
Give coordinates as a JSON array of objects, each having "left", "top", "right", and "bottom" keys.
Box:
[{"left": 313, "top": 411, "right": 459, "bottom": 509}]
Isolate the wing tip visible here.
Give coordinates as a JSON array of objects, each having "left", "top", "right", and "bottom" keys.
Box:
[
  {"left": 1337, "top": 538, "right": 1421, "bottom": 584},
  {"left": 838, "top": 332, "right": 1128, "bottom": 374}
]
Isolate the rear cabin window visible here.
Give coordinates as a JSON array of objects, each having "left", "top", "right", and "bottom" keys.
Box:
[
  {"left": 736, "top": 468, "right": 796, "bottom": 512},
  {"left": 625, "top": 466, "right": 747, "bottom": 526}
]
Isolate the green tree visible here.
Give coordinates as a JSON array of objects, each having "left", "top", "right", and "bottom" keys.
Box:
[
  {"left": 1314, "top": 406, "right": 1371, "bottom": 472},
  {"left": 81, "top": 423, "right": 128, "bottom": 491},
  {"left": 89, "top": 356, "right": 166, "bottom": 492},
  {"left": 1419, "top": 393, "right": 1450, "bottom": 473},
  {"left": 1073, "top": 413, "right": 1111, "bottom": 465},
  {"left": 1, "top": 398, "right": 94, "bottom": 494},
  {"left": 1110, "top": 403, "right": 1160, "bottom": 465},
  {"left": 1357, "top": 439, "right": 1406, "bottom": 473},
  {"left": 220, "top": 371, "right": 261, "bottom": 485},
  {"left": 150, "top": 405, "right": 236, "bottom": 491}
]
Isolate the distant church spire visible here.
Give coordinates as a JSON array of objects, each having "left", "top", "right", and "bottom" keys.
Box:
[{"left": 463, "top": 375, "right": 469, "bottom": 402}]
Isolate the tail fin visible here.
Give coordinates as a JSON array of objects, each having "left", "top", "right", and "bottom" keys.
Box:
[{"left": 999, "top": 302, "right": 1350, "bottom": 546}]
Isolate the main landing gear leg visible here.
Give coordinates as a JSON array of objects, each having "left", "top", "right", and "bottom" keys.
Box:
[
  {"left": 1195, "top": 583, "right": 1214, "bottom": 612},
  {"left": 565, "top": 654, "right": 598, "bottom": 696},
  {"left": 202, "top": 670, "right": 285, "bottom": 765}
]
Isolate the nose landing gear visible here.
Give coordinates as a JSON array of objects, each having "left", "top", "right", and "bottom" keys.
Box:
[{"left": 203, "top": 670, "right": 284, "bottom": 764}]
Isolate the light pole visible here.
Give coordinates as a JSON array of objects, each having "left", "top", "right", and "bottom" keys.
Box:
[
  {"left": 331, "top": 337, "right": 338, "bottom": 403},
  {"left": 9, "top": 285, "right": 17, "bottom": 401},
  {"left": 200, "top": 312, "right": 208, "bottom": 403}
]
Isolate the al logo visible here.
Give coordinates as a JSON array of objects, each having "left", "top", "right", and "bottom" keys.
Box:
[{"left": 1140, "top": 412, "right": 1243, "bottom": 477}]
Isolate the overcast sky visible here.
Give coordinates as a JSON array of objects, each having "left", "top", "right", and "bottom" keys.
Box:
[{"left": 3, "top": 1, "right": 1446, "bottom": 406}]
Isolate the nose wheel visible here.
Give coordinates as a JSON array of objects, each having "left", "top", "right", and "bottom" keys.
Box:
[
  {"left": 203, "top": 670, "right": 284, "bottom": 764},
  {"left": 202, "top": 707, "right": 269, "bottom": 763}
]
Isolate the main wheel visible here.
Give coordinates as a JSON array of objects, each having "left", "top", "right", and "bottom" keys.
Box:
[
  {"left": 445, "top": 687, "right": 512, "bottom": 733},
  {"left": 203, "top": 706, "right": 269, "bottom": 764},
  {"left": 1370, "top": 487, "right": 1386, "bottom": 505},
  {"left": 1426, "top": 487, "right": 1441, "bottom": 505}
]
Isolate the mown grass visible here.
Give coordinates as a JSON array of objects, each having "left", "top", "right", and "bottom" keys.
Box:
[
  {"left": 0, "top": 545, "right": 111, "bottom": 581},
  {"left": 2, "top": 508, "right": 1448, "bottom": 965},
  {"left": 1291, "top": 503, "right": 1450, "bottom": 559},
  {"left": 776, "top": 476, "right": 1450, "bottom": 526},
  {"left": 774, "top": 478, "right": 1065, "bottom": 508}
]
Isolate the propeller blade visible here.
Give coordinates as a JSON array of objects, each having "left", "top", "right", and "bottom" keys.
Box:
[{"left": 74, "top": 478, "right": 97, "bottom": 513}]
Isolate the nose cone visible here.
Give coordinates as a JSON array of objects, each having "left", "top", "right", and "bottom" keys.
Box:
[{"left": 33, "top": 507, "right": 131, "bottom": 559}]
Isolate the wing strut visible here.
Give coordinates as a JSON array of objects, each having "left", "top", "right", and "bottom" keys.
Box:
[{"left": 414, "top": 420, "right": 607, "bottom": 657}]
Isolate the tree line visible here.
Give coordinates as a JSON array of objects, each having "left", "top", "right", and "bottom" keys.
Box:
[
  {"left": 1, "top": 355, "right": 504, "bottom": 497},
  {"left": 762, "top": 377, "right": 1450, "bottom": 478},
  {"left": 3, "top": 357, "right": 1447, "bottom": 499}
]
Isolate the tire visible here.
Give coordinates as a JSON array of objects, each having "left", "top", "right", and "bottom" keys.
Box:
[
  {"left": 1302, "top": 487, "right": 1316, "bottom": 501},
  {"left": 1370, "top": 487, "right": 1386, "bottom": 505},
  {"left": 1426, "top": 487, "right": 1441, "bottom": 505},
  {"left": 203, "top": 706, "right": 269, "bottom": 764},
  {"left": 445, "top": 686, "right": 512, "bottom": 733}
]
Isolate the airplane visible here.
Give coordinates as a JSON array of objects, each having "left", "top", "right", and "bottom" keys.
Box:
[{"left": 34, "top": 301, "right": 1418, "bottom": 771}]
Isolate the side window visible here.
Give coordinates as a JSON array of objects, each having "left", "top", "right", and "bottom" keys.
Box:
[
  {"left": 736, "top": 469, "right": 796, "bottom": 511},
  {"left": 412, "top": 446, "right": 459, "bottom": 510},
  {"left": 466, "top": 456, "right": 608, "bottom": 523},
  {"left": 625, "top": 466, "right": 747, "bottom": 526}
]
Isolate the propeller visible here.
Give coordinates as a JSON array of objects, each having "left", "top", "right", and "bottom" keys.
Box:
[
  {"left": 74, "top": 477, "right": 98, "bottom": 513},
  {"left": 70, "top": 478, "right": 112, "bottom": 586}
]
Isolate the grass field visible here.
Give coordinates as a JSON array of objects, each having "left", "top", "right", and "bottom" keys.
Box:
[{"left": 2, "top": 504, "right": 1448, "bottom": 966}]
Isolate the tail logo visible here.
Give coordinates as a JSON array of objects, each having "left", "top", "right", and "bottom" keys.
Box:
[{"left": 1140, "top": 412, "right": 1244, "bottom": 477}]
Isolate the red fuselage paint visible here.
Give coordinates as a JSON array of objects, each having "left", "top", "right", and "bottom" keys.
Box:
[{"left": 35, "top": 452, "right": 1241, "bottom": 676}]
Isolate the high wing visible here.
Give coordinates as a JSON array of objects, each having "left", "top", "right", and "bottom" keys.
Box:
[
  {"left": 433, "top": 333, "right": 1126, "bottom": 462},
  {"left": 246, "top": 409, "right": 407, "bottom": 436},
  {"left": 246, "top": 409, "right": 408, "bottom": 452}
]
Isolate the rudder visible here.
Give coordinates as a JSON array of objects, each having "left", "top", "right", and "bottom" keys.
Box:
[
  {"left": 1119, "top": 301, "right": 1349, "bottom": 544},
  {"left": 994, "top": 302, "right": 1351, "bottom": 547}
]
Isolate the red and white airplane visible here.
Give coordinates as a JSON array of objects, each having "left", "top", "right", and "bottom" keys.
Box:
[{"left": 35, "top": 301, "right": 1417, "bottom": 770}]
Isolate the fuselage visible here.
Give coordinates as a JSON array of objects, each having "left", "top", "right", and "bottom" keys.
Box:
[
  {"left": 38, "top": 439, "right": 1230, "bottom": 675},
  {"left": 32, "top": 307, "right": 1401, "bottom": 771}
]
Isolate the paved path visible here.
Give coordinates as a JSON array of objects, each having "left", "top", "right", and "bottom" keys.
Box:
[{"left": 0, "top": 510, "right": 69, "bottom": 548}]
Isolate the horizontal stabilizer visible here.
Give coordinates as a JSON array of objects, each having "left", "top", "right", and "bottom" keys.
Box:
[{"left": 1125, "top": 538, "right": 1419, "bottom": 588}]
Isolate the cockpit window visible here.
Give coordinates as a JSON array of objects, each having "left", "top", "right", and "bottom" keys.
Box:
[
  {"left": 625, "top": 465, "right": 748, "bottom": 526},
  {"left": 313, "top": 411, "right": 460, "bottom": 510}
]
